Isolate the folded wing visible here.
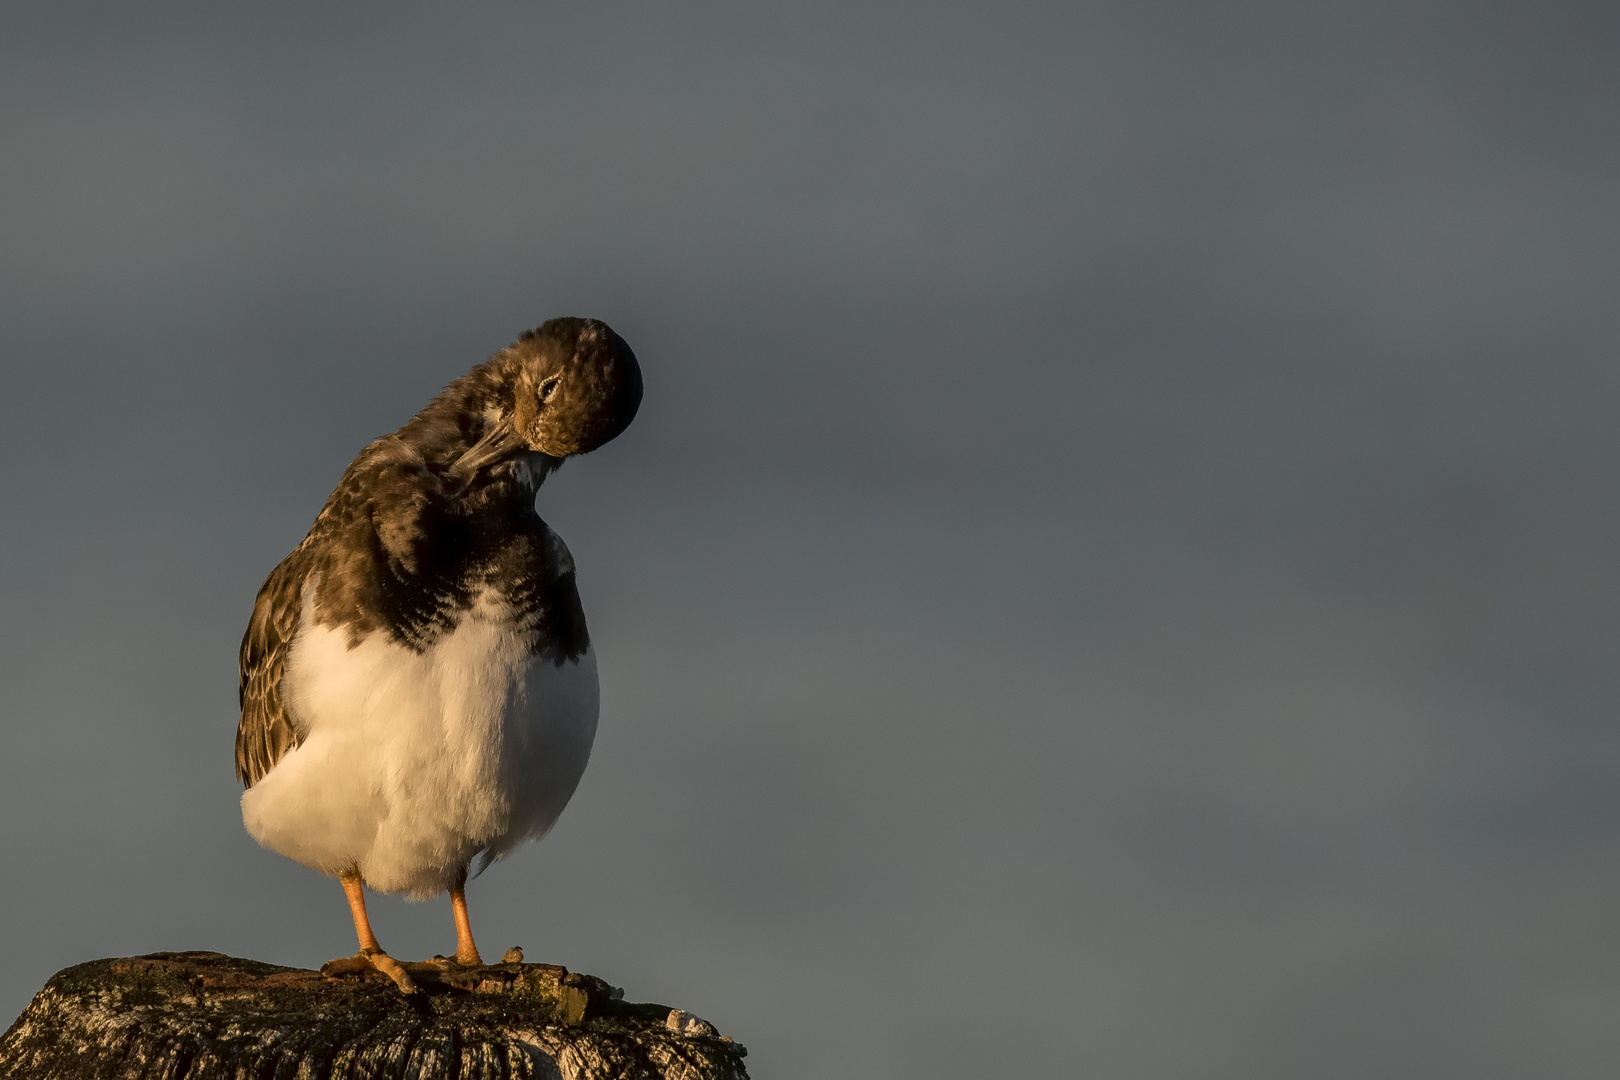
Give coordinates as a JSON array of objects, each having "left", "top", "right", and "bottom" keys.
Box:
[{"left": 236, "top": 551, "right": 309, "bottom": 787}]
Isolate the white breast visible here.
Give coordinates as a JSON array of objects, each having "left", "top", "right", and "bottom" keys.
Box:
[{"left": 240, "top": 587, "right": 599, "bottom": 898}]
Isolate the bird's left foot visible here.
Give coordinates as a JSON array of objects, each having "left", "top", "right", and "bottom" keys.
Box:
[
  {"left": 427, "top": 945, "right": 522, "bottom": 968},
  {"left": 428, "top": 950, "right": 484, "bottom": 968}
]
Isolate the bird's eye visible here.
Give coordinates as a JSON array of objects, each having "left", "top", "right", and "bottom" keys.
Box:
[{"left": 537, "top": 375, "right": 562, "bottom": 405}]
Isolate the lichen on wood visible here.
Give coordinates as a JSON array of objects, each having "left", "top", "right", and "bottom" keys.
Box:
[{"left": 0, "top": 951, "right": 748, "bottom": 1080}]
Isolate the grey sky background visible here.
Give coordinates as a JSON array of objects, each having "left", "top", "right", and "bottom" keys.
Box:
[{"left": 2, "top": 2, "right": 1618, "bottom": 1077}]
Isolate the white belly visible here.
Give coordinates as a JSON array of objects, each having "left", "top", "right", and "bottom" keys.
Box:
[{"left": 240, "top": 589, "right": 599, "bottom": 898}]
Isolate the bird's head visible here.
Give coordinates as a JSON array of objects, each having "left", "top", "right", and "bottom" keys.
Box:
[
  {"left": 447, "top": 317, "right": 642, "bottom": 483},
  {"left": 508, "top": 317, "right": 643, "bottom": 457}
]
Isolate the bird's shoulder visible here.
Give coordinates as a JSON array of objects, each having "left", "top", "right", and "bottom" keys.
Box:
[{"left": 305, "top": 435, "right": 445, "bottom": 564}]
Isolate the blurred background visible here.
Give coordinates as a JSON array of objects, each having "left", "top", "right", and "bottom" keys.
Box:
[{"left": 2, "top": 2, "right": 1617, "bottom": 1077}]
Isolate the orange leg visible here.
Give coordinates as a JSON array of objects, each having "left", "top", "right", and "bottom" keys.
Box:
[
  {"left": 450, "top": 866, "right": 483, "bottom": 966},
  {"left": 340, "top": 870, "right": 382, "bottom": 953},
  {"left": 334, "top": 868, "right": 417, "bottom": 993}
]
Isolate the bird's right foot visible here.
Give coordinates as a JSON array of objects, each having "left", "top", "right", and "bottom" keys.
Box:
[{"left": 320, "top": 948, "right": 418, "bottom": 994}]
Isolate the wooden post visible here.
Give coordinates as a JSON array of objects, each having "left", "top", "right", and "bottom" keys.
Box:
[{"left": 0, "top": 952, "right": 748, "bottom": 1080}]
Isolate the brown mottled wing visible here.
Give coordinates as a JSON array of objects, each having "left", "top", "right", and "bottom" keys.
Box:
[
  {"left": 235, "top": 551, "right": 309, "bottom": 787},
  {"left": 234, "top": 436, "right": 444, "bottom": 785}
]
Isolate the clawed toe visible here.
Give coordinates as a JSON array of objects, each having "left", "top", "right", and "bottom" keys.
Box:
[
  {"left": 431, "top": 951, "right": 484, "bottom": 969},
  {"left": 321, "top": 949, "right": 418, "bottom": 994}
]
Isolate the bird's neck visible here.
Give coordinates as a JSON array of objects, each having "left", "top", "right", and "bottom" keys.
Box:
[
  {"left": 388, "top": 360, "right": 567, "bottom": 510},
  {"left": 441, "top": 452, "right": 556, "bottom": 516},
  {"left": 394, "top": 357, "right": 513, "bottom": 465}
]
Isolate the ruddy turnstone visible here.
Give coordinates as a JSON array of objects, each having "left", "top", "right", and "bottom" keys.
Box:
[{"left": 235, "top": 317, "right": 641, "bottom": 992}]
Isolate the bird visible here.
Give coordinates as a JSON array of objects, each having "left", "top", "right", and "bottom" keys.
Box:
[{"left": 234, "top": 317, "right": 642, "bottom": 993}]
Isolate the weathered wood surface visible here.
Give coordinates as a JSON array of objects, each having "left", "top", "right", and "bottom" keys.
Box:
[{"left": 0, "top": 951, "right": 748, "bottom": 1080}]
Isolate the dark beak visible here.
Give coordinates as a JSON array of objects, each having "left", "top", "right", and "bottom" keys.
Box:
[{"left": 447, "top": 421, "right": 524, "bottom": 483}]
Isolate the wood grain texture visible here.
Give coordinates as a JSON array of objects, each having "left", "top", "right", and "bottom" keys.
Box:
[{"left": 0, "top": 952, "right": 747, "bottom": 1080}]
